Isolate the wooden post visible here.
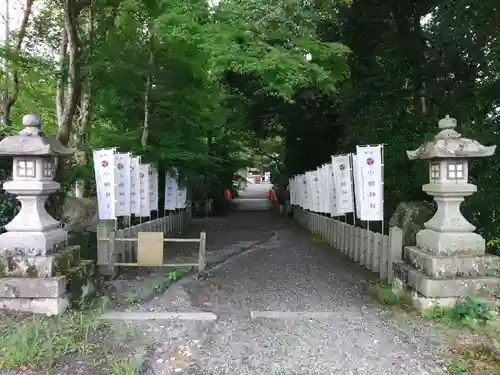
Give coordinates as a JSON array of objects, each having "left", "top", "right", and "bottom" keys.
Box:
[
  {"left": 108, "top": 230, "right": 116, "bottom": 272},
  {"left": 388, "top": 227, "right": 403, "bottom": 283},
  {"left": 97, "top": 220, "right": 117, "bottom": 278},
  {"left": 198, "top": 231, "right": 207, "bottom": 273}
]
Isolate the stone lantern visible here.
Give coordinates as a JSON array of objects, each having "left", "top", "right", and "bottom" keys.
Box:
[
  {"left": 0, "top": 114, "right": 74, "bottom": 255},
  {"left": 0, "top": 115, "right": 94, "bottom": 315},
  {"left": 393, "top": 115, "right": 500, "bottom": 310}
]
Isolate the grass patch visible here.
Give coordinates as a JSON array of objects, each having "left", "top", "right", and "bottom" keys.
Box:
[
  {"left": 371, "top": 283, "right": 500, "bottom": 374},
  {"left": 152, "top": 267, "right": 192, "bottom": 293},
  {"left": 310, "top": 233, "right": 327, "bottom": 245},
  {"left": 0, "top": 297, "right": 140, "bottom": 373}
]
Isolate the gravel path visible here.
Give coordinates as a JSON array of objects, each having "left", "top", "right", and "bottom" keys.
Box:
[{"left": 127, "top": 186, "right": 449, "bottom": 375}]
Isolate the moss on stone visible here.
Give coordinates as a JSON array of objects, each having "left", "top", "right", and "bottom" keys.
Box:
[
  {"left": 0, "top": 261, "right": 5, "bottom": 277},
  {"left": 66, "top": 260, "right": 96, "bottom": 307},
  {"left": 25, "top": 264, "right": 38, "bottom": 278},
  {"left": 54, "top": 245, "right": 81, "bottom": 276}
]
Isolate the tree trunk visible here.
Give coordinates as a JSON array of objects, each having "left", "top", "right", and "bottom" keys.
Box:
[
  {"left": 1, "top": 0, "right": 34, "bottom": 126},
  {"left": 141, "top": 29, "right": 154, "bottom": 148},
  {"left": 57, "top": 0, "right": 84, "bottom": 147}
]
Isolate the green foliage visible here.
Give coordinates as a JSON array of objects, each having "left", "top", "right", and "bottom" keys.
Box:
[
  {"left": 375, "top": 285, "right": 401, "bottom": 306},
  {"left": 423, "top": 298, "right": 497, "bottom": 329}
]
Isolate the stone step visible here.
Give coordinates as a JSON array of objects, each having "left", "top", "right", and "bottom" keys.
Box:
[
  {"left": 404, "top": 246, "right": 500, "bottom": 279},
  {"left": 0, "top": 245, "right": 81, "bottom": 278},
  {"left": 393, "top": 261, "right": 500, "bottom": 299}
]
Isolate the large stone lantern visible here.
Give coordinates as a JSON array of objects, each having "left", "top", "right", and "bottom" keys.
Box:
[
  {"left": 0, "top": 115, "right": 94, "bottom": 316},
  {"left": 393, "top": 115, "right": 500, "bottom": 310},
  {"left": 407, "top": 114, "right": 496, "bottom": 255},
  {"left": 0, "top": 115, "right": 75, "bottom": 255}
]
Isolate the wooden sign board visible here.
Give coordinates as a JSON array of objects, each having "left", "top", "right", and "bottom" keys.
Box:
[{"left": 137, "top": 232, "right": 164, "bottom": 266}]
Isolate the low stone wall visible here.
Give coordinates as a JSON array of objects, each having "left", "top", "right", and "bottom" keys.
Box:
[{"left": 293, "top": 207, "right": 403, "bottom": 282}]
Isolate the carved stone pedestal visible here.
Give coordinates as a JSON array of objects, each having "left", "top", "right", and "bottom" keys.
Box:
[{"left": 0, "top": 245, "right": 96, "bottom": 315}]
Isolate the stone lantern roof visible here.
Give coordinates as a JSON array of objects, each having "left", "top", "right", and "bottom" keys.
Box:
[
  {"left": 0, "top": 114, "right": 75, "bottom": 156},
  {"left": 406, "top": 115, "right": 496, "bottom": 160}
]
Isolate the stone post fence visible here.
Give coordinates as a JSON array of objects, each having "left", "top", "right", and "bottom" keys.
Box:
[{"left": 293, "top": 207, "right": 403, "bottom": 282}]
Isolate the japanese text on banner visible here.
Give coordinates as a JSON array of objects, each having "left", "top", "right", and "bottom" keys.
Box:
[
  {"left": 356, "top": 145, "right": 384, "bottom": 221},
  {"left": 114, "top": 153, "right": 131, "bottom": 217},
  {"left": 331, "top": 155, "right": 354, "bottom": 214},
  {"left": 177, "top": 187, "right": 187, "bottom": 209},
  {"left": 92, "top": 148, "right": 116, "bottom": 220},
  {"left": 164, "top": 171, "right": 178, "bottom": 210},
  {"left": 130, "top": 157, "right": 141, "bottom": 216},
  {"left": 352, "top": 154, "right": 362, "bottom": 218},
  {"left": 327, "top": 163, "right": 338, "bottom": 216},
  {"left": 139, "top": 164, "right": 151, "bottom": 217},
  {"left": 149, "top": 167, "right": 159, "bottom": 211}
]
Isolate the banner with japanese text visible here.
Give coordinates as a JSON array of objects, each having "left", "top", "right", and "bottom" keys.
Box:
[
  {"left": 352, "top": 154, "right": 362, "bottom": 219},
  {"left": 355, "top": 145, "right": 384, "bottom": 221},
  {"left": 92, "top": 148, "right": 116, "bottom": 220},
  {"left": 130, "top": 157, "right": 141, "bottom": 216},
  {"left": 327, "top": 163, "right": 338, "bottom": 216},
  {"left": 176, "top": 187, "right": 187, "bottom": 209},
  {"left": 164, "top": 171, "right": 178, "bottom": 210},
  {"left": 114, "top": 153, "right": 131, "bottom": 217},
  {"left": 139, "top": 164, "right": 151, "bottom": 217},
  {"left": 149, "top": 167, "right": 159, "bottom": 211},
  {"left": 331, "top": 154, "right": 354, "bottom": 215}
]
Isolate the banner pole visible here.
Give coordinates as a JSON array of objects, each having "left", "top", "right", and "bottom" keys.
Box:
[{"left": 381, "top": 144, "right": 385, "bottom": 237}]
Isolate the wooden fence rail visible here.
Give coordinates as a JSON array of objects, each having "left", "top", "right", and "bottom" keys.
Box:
[
  {"left": 293, "top": 207, "right": 403, "bottom": 282},
  {"left": 97, "top": 206, "right": 195, "bottom": 277}
]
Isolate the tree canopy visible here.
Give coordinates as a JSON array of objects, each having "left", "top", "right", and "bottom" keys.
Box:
[{"left": 1, "top": 0, "right": 500, "bottom": 245}]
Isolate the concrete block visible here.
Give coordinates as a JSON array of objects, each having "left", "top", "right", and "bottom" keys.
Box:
[{"left": 404, "top": 246, "right": 500, "bottom": 279}]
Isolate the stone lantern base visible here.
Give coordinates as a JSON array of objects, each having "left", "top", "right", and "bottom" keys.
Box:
[
  {"left": 392, "top": 244, "right": 500, "bottom": 311},
  {"left": 0, "top": 245, "right": 96, "bottom": 315}
]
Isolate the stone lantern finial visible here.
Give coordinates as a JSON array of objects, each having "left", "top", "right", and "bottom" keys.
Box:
[
  {"left": 438, "top": 114, "right": 457, "bottom": 129},
  {"left": 19, "top": 114, "right": 43, "bottom": 137}
]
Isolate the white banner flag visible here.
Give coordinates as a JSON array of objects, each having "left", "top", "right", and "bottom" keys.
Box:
[
  {"left": 114, "top": 153, "right": 131, "bottom": 217},
  {"left": 331, "top": 154, "right": 354, "bottom": 215},
  {"left": 149, "top": 167, "right": 159, "bottom": 211},
  {"left": 176, "top": 187, "right": 187, "bottom": 209},
  {"left": 356, "top": 145, "right": 384, "bottom": 221},
  {"left": 352, "top": 154, "right": 362, "bottom": 218},
  {"left": 92, "top": 148, "right": 116, "bottom": 220},
  {"left": 139, "top": 164, "right": 150, "bottom": 217},
  {"left": 164, "top": 171, "right": 178, "bottom": 210},
  {"left": 327, "top": 163, "right": 338, "bottom": 216},
  {"left": 130, "top": 157, "right": 141, "bottom": 215}
]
